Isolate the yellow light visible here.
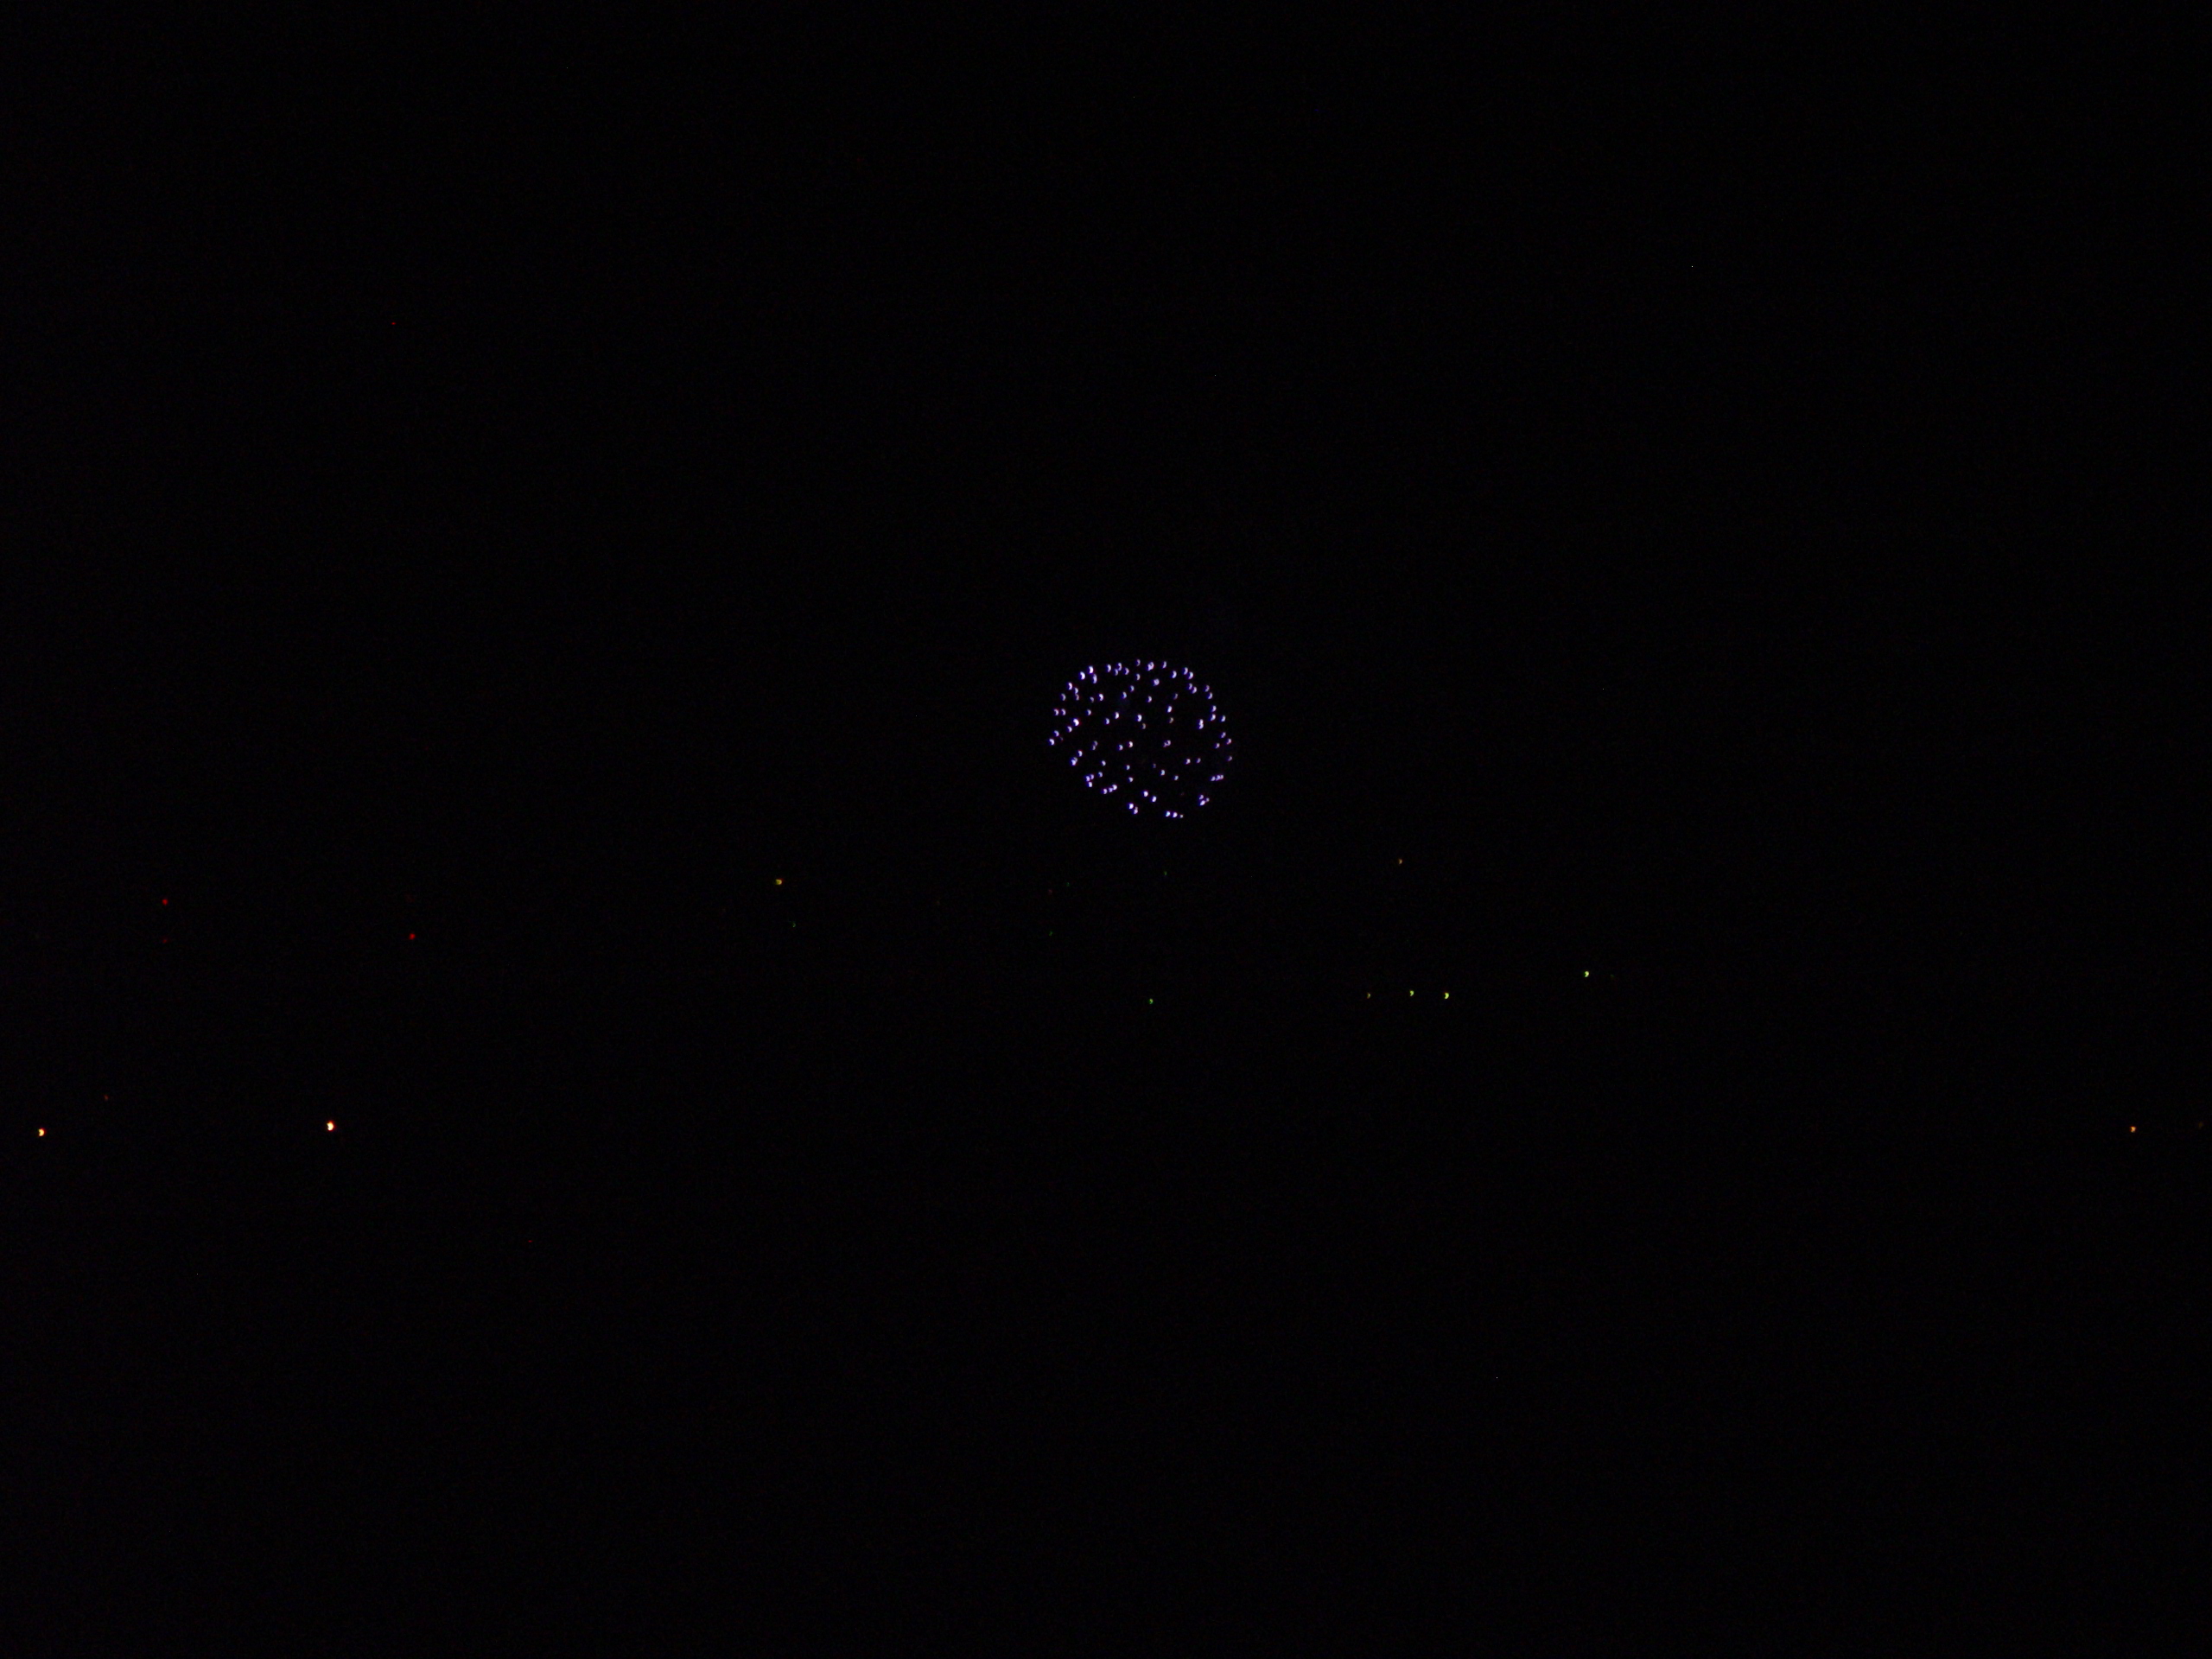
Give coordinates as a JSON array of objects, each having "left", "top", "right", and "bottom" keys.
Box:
[
  {"left": 1443, "top": 991, "right": 1449, "bottom": 999},
  {"left": 36, "top": 1128, "right": 45, "bottom": 1137},
  {"left": 326, "top": 1121, "right": 335, "bottom": 1132},
  {"left": 774, "top": 877, "right": 783, "bottom": 886}
]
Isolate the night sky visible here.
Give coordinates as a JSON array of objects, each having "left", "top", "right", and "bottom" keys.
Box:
[{"left": 4, "top": 15, "right": 2204, "bottom": 1649}]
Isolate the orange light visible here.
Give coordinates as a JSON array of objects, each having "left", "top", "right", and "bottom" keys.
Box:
[
  {"left": 36, "top": 1128, "right": 45, "bottom": 1137},
  {"left": 326, "top": 1121, "right": 335, "bottom": 1132}
]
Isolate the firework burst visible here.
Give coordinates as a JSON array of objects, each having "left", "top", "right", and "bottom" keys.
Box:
[{"left": 1047, "top": 662, "right": 1231, "bottom": 818}]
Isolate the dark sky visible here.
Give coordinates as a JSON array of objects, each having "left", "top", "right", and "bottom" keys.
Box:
[
  {"left": 2, "top": 22, "right": 2203, "bottom": 1644},
  {"left": 3, "top": 23, "right": 2201, "bottom": 1159},
  {"left": 10, "top": 13, "right": 2191, "bottom": 1004}
]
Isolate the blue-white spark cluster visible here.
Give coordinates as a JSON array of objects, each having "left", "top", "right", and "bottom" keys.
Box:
[{"left": 1048, "top": 662, "right": 1231, "bottom": 818}]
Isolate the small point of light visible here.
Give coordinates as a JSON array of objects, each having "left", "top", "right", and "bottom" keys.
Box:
[
  {"left": 1443, "top": 991, "right": 1449, "bottom": 999},
  {"left": 774, "top": 878, "right": 783, "bottom": 886},
  {"left": 37, "top": 1128, "right": 45, "bottom": 1137},
  {"left": 161, "top": 898, "right": 168, "bottom": 906},
  {"left": 407, "top": 932, "right": 416, "bottom": 940},
  {"left": 2129, "top": 1125, "right": 2136, "bottom": 1133},
  {"left": 326, "top": 1121, "right": 335, "bottom": 1132},
  {"left": 1583, "top": 970, "right": 1590, "bottom": 977}
]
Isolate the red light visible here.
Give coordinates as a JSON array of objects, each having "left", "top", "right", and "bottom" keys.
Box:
[{"left": 408, "top": 932, "right": 416, "bottom": 940}]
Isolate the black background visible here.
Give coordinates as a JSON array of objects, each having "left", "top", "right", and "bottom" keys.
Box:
[{"left": 4, "top": 13, "right": 2205, "bottom": 1650}]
